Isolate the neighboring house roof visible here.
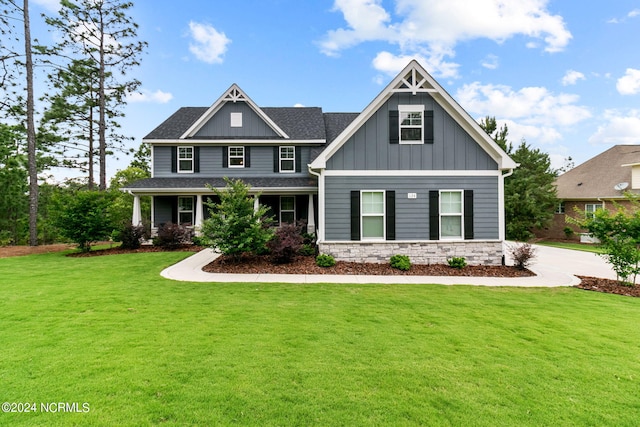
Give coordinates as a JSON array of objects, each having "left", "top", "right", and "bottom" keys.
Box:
[
  {"left": 124, "top": 177, "right": 317, "bottom": 193},
  {"left": 309, "top": 60, "right": 517, "bottom": 171},
  {"left": 555, "top": 145, "right": 640, "bottom": 200}
]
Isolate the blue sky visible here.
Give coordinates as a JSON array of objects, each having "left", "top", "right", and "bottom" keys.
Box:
[{"left": 30, "top": 0, "right": 640, "bottom": 180}]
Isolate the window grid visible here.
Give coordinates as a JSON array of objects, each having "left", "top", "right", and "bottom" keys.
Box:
[
  {"left": 280, "top": 196, "right": 296, "bottom": 224},
  {"left": 178, "top": 146, "right": 193, "bottom": 173},
  {"left": 399, "top": 105, "right": 424, "bottom": 144},
  {"left": 178, "top": 196, "right": 194, "bottom": 226},
  {"left": 280, "top": 146, "right": 295, "bottom": 172},
  {"left": 585, "top": 203, "right": 602, "bottom": 219},
  {"left": 229, "top": 146, "right": 245, "bottom": 167}
]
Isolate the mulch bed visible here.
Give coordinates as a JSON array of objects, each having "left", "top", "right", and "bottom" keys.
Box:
[
  {"left": 576, "top": 276, "right": 640, "bottom": 298},
  {"left": 3, "top": 243, "right": 639, "bottom": 297},
  {"left": 203, "top": 253, "right": 535, "bottom": 277}
]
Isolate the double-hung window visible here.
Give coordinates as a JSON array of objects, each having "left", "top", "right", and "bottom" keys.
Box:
[
  {"left": 178, "top": 146, "right": 194, "bottom": 173},
  {"left": 398, "top": 105, "right": 424, "bottom": 144},
  {"left": 585, "top": 203, "right": 602, "bottom": 219},
  {"left": 280, "top": 196, "right": 296, "bottom": 224},
  {"left": 280, "top": 146, "right": 295, "bottom": 172},
  {"left": 178, "top": 196, "right": 194, "bottom": 226},
  {"left": 361, "top": 191, "right": 385, "bottom": 239},
  {"left": 440, "top": 190, "right": 463, "bottom": 239},
  {"left": 229, "top": 146, "right": 245, "bottom": 167}
]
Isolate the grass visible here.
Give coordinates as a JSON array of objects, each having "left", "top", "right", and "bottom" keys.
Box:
[
  {"left": 1, "top": 251, "right": 639, "bottom": 426},
  {"left": 535, "top": 240, "right": 605, "bottom": 254}
]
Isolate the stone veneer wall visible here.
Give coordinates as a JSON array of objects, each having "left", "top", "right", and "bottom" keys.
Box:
[{"left": 318, "top": 241, "right": 504, "bottom": 266}]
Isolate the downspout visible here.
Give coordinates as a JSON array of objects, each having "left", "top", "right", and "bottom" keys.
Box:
[
  {"left": 308, "top": 165, "right": 323, "bottom": 241},
  {"left": 499, "top": 168, "right": 515, "bottom": 243}
]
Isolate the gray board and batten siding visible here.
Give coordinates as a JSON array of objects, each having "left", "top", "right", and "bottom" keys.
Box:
[
  {"left": 326, "top": 92, "right": 498, "bottom": 171},
  {"left": 324, "top": 175, "right": 500, "bottom": 241},
  {"left": 152, "top": 145, "right": 313, "bottom": 178},
  {"left": 193, "top": 102, "right": 280, "bottom": 139}
]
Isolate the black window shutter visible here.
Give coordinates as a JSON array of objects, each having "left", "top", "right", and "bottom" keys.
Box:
[
  {"left": 389, "top": 110, "right": 399, "bottom": 144},
  {"left": 194, "top": 146, "right": 200, "bottom": 173},
  {"left": 295, "top": 147, "right": 301, "bottom": 173},
  {"left": 424, "top": 110, "right": 434, "bottom": 144},
  {"left": 429, "top": 190, "right": 439, "bottom": 240},
  {"left": 245, "top": 146, "right": 251, "bottom": 168},
  {"left": 171, "top": 146, "right": 177, "bottom": 173},
  {"left": 386, "top": 190, "right": 395, "bottom": 240},
  {"left": 464, "top": 190, "right": 474, "bottom": 240},
  {"left": 350, "top": 191, "right": 360, "bottom": 241},
  {"left": 222, "top": 146, "right": 228, "bottom": 168},
  {"left": 273, "top": 147, "right": 279, "bottom": 172}
]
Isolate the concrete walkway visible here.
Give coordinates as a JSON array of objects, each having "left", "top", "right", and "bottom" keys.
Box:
[{"left": 160, "top": 243, "right": 617, "bottom": 287}]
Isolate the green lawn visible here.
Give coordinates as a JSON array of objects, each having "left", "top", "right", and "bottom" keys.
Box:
[
  {"left": 1, "top": 251, "right": 639, "bottom": 426},
  {"left": 535, "top": 240, "right": 605, "bottom": 253}
]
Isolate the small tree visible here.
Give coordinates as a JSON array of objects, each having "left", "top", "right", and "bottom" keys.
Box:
[
  {"left": 52, "top": 190, "right": 116, "bottom": 252},
  {"left": 570, "top": 200, "right": 640, "bottom": 285},
  {"left": 200, "top": 178, "right": 274, "bottom": 261}
]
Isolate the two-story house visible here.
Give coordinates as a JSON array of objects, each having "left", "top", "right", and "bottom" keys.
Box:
[{"left": 124, "top": 61, "right": 516, "bottom": 265}]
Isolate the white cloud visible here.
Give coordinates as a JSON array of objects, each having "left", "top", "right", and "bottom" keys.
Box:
[
  {"left": 456, "top": 82, "right": 591, "bottom": 144},
  {"left": 561, "top": 70, "right": 585, "bottom": 86},
  {"left": 616, "top": 68, "right": 640, "bottom": 95},
  {"left": 188, "top": 22, "right": 231, "bottom": 64},
  {"left": 630, "top": 9, "right": 640, "bottom": 18},
  {"left": 481, "top": 54, "right": 499, "bottom": 70},
  {"left": 127, "top": 89, "right": 173, "bottom": 104},
  {"left": 588, "top": 110, "right": 640, "bottom": 145},
  {"left": 372, "top": 50, "right": 459, "bottom": 79},
  {"left": 293, "top": 103, "right": 305, "bottom": 108},
  {"left": 320, "top": 0, "right": 572, "bottom": 76}
]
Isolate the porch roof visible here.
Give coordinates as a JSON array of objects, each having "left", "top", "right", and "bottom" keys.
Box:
[{"left": 122, "top": 176, "right": 318, "bottom": 194}]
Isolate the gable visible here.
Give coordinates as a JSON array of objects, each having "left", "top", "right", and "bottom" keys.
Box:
[
  {"left": 193, "top": 102, "right": 280, "bottom": 139},
  {"left": 326, "top": 92, "right": 498, "bottom": 171},
  {"left": 310, "top": 60, "right": 516, "bottom": 171}
]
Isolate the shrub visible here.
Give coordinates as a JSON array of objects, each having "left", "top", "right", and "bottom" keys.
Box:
[
  {"left": 267, "top": 222, "right": 304, "bottom": 264},
  {"left": 200, "top": 178, "right": 274, "bottom": 260},
  {"left": 153, "top": 222, "right": 192, "bottom": 249},
  {"left": 508, "top": 242, "right": 537, "bottom": 270},
  {"left": 563, "top": 226, "right": 574, "bottom": 238},
  {"left": 447, "top": 257, "right": 467, "bottom": 269},
  {"left": 316, "top": 253, "right": 336, "bottom": 268},
  {"left": 299, "top": 243, "right": 316, "bottom": 256},
  {"left": 390, "top": 254, "right": 411, "bottom": 271},
  {"left": 114, "top": 223, "right": 147, "bottom": 250}
]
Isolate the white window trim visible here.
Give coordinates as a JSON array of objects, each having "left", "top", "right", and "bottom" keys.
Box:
[
  {"left": 439, "top": 189, "right": 464, "bottom": 240},
  {"left": 228, "top": 146, "right": 245, "bottom": 168},
  {"left": 398, "top": 104, "right": 425, "bottom": 145},
  {"left": 178, "top": 196, "right": 194, "bottom": 225},
  {"left": 279, "top": 146, "right": 295, "bottom": 173},
  {"left": 279, "top": 196, "right": 296, "bottom": 224},
  {"left": 585, "top": 203, "right": 602, "bottom": 219},
  {"left": 361, "top": 190, "right": 386, "bottom": 241},
  {"left": 178, "top": 146, "right": 194, "bottom": 174}
]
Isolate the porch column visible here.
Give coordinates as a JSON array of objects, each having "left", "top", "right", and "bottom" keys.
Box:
[
  {"left": 132, "top": 194, "right": 141, "bottom": 226},
  {"left": 194, "top": 194, "right": 204, "bottom": 235},
  {"left": 254, "top": 195, "right": 259, "bottom": 212},
  {"left": 307, "top": 194, "right": 315, "bottom": 234}
]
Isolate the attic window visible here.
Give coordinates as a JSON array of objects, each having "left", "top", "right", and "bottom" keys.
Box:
[
  {"left": 230, "top": 112, "right": 242, "bottom": 128},
  {"left": 399, "top": 104, "right": 424, "bottom": 144}
]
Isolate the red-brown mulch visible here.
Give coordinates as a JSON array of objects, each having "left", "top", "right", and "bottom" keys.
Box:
[
  {"left": 3, "top": 244, "right": 639, "bottom": 297},
  {"left": 203, "top": 253, "right": 535, "bottom": 277},
  {"left": 576, "top": 276, "right": 640, "bottom": 298}
]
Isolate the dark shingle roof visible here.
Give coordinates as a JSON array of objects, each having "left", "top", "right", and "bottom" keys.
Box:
[
  {"left": 144, "top": 107, "right": 207, "bottom": 140},
  {"left": 323, "top": 113, "right": 359, "bottom": 143},
  {"left": 123, "top": 177, "right": 317, "bottom": 191},
  {"left": 144, "top": 106, "right": 332, "bottom": 141}
]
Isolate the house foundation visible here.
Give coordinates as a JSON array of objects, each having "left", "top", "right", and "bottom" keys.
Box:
[{"left": 318, "top": 241, "right": 504, "bottom": 266}]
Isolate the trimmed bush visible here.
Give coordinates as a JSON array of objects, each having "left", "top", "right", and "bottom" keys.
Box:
[
  {"left": 508, "top": 242, "right": 537, "bottom": 270},
  {"left": 153, "top": 222, "right": 192, "bottom": 249},
  {"left": 447, "top": 257, "right": 467, "bottom": 269},
  {"left": 267, "top": 222, "right": 304, "bottom": 264},
  {"left": 114, "top": 223, "right": 147, "bottom": 250},
  {"left": 315, "top": 254, "right": 336, "bottom": 268},
  {"left": 299, "top": 243, "right": 316, "bottom": 257},
  {"left": 390, "top": 254, "right": 411, "bottom": 271}
]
